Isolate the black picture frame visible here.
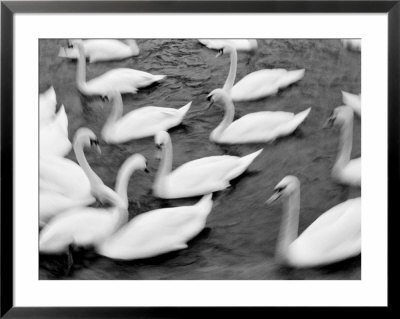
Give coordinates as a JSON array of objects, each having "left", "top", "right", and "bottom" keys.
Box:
[{"left": 1, "top": 1, "right": 395, "bottom": 317}]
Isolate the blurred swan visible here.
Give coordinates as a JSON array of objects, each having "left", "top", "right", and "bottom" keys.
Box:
[
  {"left": 40, "top": 86, "right": 57, "bottom": 126},
  {"left": 101, "top": 91, "right": 191, "bottom": 143},
  {"left": 40, "top": 128, "right": 124, "bottom": 224},
  {"left": 97, "top": 193, "right": 213, "bottom": 260},
  {"left": 40, "top": 104, "right": 71, "bottom": 157},
  {"left": 199, "top": 39, "right": 258, "bottom": 52},
  {"left": 207, "top": 88, "right": 311, "bottom": 144},
  {"left": 218, "top": 45, "right": 305, "bottom": 102},
  {"left": 266, "top": 176, "right": 361, "bottom": 268},
  {"left": 342, "top": 91, "right": 361, "bottom": 117},
  {"left": 341, "top": 39, "right": 361, "bottom": 52},
  {"left": 153, "top": 131, "right": 262, "bottom": 199},
  {"left": 59, "top": 39, "right": 140, "bottom": 63},
  {"left": 39, "top": 154, "right": 148, "bottom": 254},
  {"left": 324, "top": 106, "right": 361, "bottom": 187},
  {"left": 74, "top": 40, "right": 165, "bottom": 97}
]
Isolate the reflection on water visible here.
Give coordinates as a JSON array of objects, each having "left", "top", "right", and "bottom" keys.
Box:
[{"left": 39, "top": 39, "right": 361, "bottom": 280}]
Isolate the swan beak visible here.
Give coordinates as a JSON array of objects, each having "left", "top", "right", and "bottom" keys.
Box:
[
  {"left": 96, "top": 145, "right": 102, "bottom": 154},
  {"left": 265, "top": 192, "right": 280, "bottom": 205},
  {"left": 205, "top": 101, "right": 213, "bottom": 110},
  {"left": 155, "top": 150, "right": 162, "bottom": 160},
  {"left": 322, "top": 117, "right": 335, "bottom": 129}
]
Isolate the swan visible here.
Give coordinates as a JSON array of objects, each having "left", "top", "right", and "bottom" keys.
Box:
[
  {"left": 217, "top": 44, "right": 305, "bottom": 102},
  {"left": 74, "top": 40, "right": 166, "bottom": 97},
  {"left": 266, "top": 176, "right": 361, "bottom": 268},
  {"left": 40, "top": 86, "right": 57, "bottom": 126},
  {"left": 40, "top": 128, "right": 124, "bottom": 224},
  {"left": 96, "top": 193, "right": 213, "bottom": 260},
  {"left": 341, "top": 39, "right": 361, "bottom": 52},
  {"left": 324, "top": 106, "right": 361, "bottom": 187},
  {"left": 152, "top": 131, "right": 262, "bottom": 199},
  {"left": 101, "top": 91, "right": 191, "bottom": 143},
  {"left": 40, "top": 104, "right": 71, "bottom": 157},
  {"left": 199, "top": 39, "right": 258, "bottom": 52},
  {"left": 342, "top": 91, "right": 361, "bottom": 117},
  {"left": 207, "top": 88, "right": 311, "bottom": 144},
  {"left": 39, "top": 154, "right": 148, "bottom": 254},
  {"left": 59, "top": 39, "right": 140, "bottom": 63}
]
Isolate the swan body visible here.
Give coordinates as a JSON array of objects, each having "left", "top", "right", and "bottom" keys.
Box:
[
  {"left": 59, "top": 39, "right": 140, "bottom": 63},
  {"left": 326, "top": 106, "right": 361, "bottom": 187},
  {"left": 267, "top": 176, "right": 361, "bottom": 268},
  {"left": 97, "top": 194, "right": 213, "bottom": 260},
  {"left": 199, "top": 39, "right": 258, "bottom": 52},
  {"left": 40, "top": 86, "right": 57, "bottom": 126},
  {"left": 341, "top": 39, "right": 361, "bottom": 52},
  {"left": 153, "top": 131, "right": 262, "bottom": 199},
  {"left": 342, "top": 91, "right": 361, "bottom": 117},
  {"left": 102, "top": 91, "right": 191, "bottom": 143},
  {"left": 207, "top": 88, "right": 311, "bottom": 144},
  {"left": 40, "top": 128, "right": 123, "bottom": 224},
  {"left": 39, "top": 154, "right": 147, "bottom": 254},
  {"left": 40, "top": 105, "right": 71, "bottom": 157},
  {"left": 232, "top": 69, "right": 306, "bottom": 102},
  {"left": 74, "top": 41, "right": 165, "bottom": 97},
  {"left": 217, "top": 44, "right": 304, "bottom": 102}
]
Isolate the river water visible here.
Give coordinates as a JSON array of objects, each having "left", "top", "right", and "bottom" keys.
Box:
[{"left": 39, "top": 39, "right": 361, "bottom": 280}]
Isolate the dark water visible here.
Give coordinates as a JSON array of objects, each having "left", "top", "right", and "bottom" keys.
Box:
[{"left": 39, "top": 39, "right": 361, "bottom": 280}]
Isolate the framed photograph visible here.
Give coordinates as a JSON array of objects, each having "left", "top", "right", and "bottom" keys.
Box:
[{"left": 1, "top": 0, "right": 395, "bottom": 317}]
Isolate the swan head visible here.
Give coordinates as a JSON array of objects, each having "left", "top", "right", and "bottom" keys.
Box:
[
  {"left": 324, "top": 106, "right": 354, "bottom": 128},
  {"left": 216, "top": 44, "right": 236, "bottom": 57},
  {"left": 206, "top": 88, "right": 231, "bottom": 109},
  {"left": 73, "top": 127, "right": 101, "bottom": 154},
  {"left": 266, "top": 176, "right": 300, "bottom": 204},
  {"left": 123, "top": 153, "right": 149, "bottom": 174},
  {"left": 154, "top": 131, "right": 170, "bottom": 149}
]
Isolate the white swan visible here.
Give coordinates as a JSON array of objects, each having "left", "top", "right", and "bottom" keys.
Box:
[
  {"left": 97, "top": 193, "right": 213, "bottom": 260},
  {"left": 207, "top": 88, "right": 311, "bottom": 144},
  {"left": 40, "top": 86, "right": 57, "bottom": 126},
  {"left": 74, "top": 40, "right": 165, "bottom": 97},
  {"left": 342, "top": 91, "right": 361, "bottom": 117},
  {"left": 341, "top": 39, "right": 361, "bottom": 52},
  {"left": 39, "top": 154, "right": 148, "bottom": 254},
  {"left": 266, "top": 176, "right": 361, "bottom": 268},
  {"left": 40, "top": 128, "right": 124, "bottom": 224},
  {"left": 101, "top": 91, "right": 191, "bottom": 143},
  {"left": 40, "top": 104, "right": 71, "bottom": 157},
  {"left": 152, "top": 131, "right": 262, "bottom": 199},
  {"left": 325, "top": 106, "right": 361, "bottom": 187},
  {"left": 59, "top": 39, "right": 140, "bottom": 63},
  {"left": 218, "top": 44, "right": 305, "bottom": 102},
  {"left": 199, "top": 39, "right": 258, "bottom": 52}
]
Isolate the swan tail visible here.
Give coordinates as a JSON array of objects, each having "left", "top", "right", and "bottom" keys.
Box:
[
  {"left": 55, "top": 104, "right": 69, "bottom": 136},
  {"left": 178, "top": 101, "right": 192, "bottom": 117},
  {"left": 196, "top": 194, "right": 213, "bottom": 216},
  {"left": 58, "top": 47, "right": 79, "bottom": 59},
  {"left": 224, "top": 149, "right": 263, "bottom": 181},
  {"left": 279, "top": 69, "right": 305, "bottom": 88},
  {"left": 152, "top": 75, "right": 167, "bottom": 82},
  {"left": 293, "top": 107, "right": 312, "bottom": 128},
  {"left": 240, "top": 148, "right": 263, "bottom": 167}
]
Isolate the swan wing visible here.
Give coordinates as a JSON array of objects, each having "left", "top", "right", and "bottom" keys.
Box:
[
  {"left": 220, "top": 111, "right": 295, "bottom": 142},
  {"left": 97, "top": 206, "right": 205, "bottom": 259},
  {"left": 39, "top": 86, "right": 57, "bottom": 126},
  {"left": 288, "top": 198, "right": 361, "bottom": 267},
  {"left": 111, "top": 106, "right": 183, "bottom": 140},
  {"left": 232, "top": 69, "right": 287, "bottom": 101},
  {"left": 39, "top": 208, "right": 115, "bottom": 253}
]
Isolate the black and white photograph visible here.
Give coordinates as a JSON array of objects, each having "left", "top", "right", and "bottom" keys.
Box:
[{"left": 38, "top": 38, "right": 361, "bottom": 280}]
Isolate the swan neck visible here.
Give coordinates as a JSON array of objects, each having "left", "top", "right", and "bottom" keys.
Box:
[
  {"left": 223, "top": 49, "right": 237, "bottom": 92},
  {"left": 334, "top": 118, "right": 353, "bottom": 171},
  {"left": 74, "top": 140, "right": 102, "bottom": 187},
  {"left": 155, "top": 136, "right": 173, "bottom": 184},
  {"left": 275, "top": 188, "right": 300, "bottom": 262},
  {"left": 103, "top": 95, "right": 123, "bottom": 136},
  {"left": 211, "top": 95, "right": 235, "bottom": 140},
  {"left": 76, "top": 46, "right": 88, "bottom": 93}
]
